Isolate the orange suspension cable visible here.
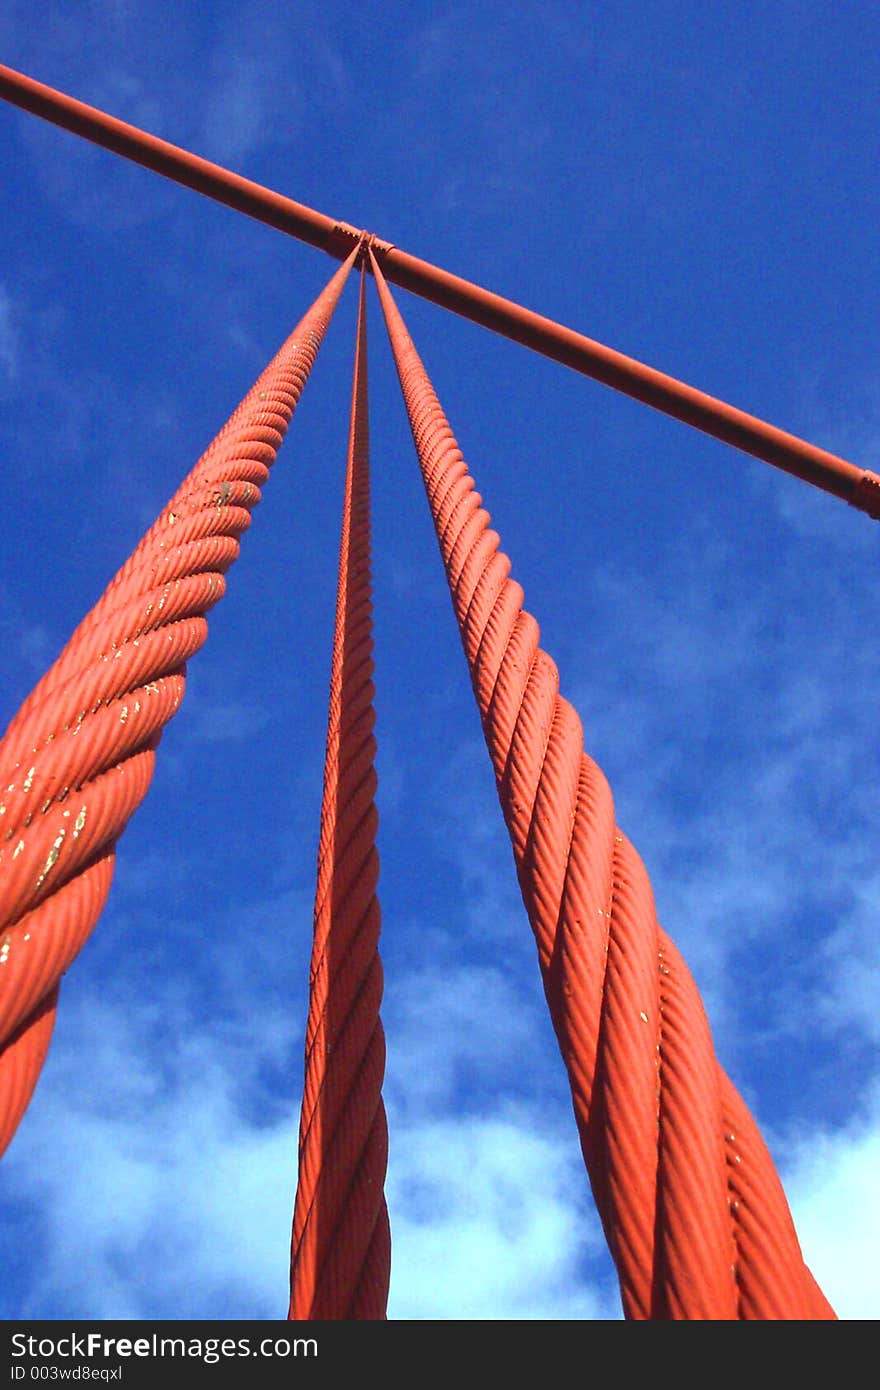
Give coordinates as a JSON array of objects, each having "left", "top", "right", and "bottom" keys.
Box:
[
  {"left": 0, "top": 250, "right": 357, "bottom": 1156},
  {"left": 370, "top": 249, "right": 835, "bottom": 1321},
  {"left": 1, "top": 62, "right": 877, "bottom": 518},
  {"left": 289, "top": 265, "right": 390, "bottom": 1319}
]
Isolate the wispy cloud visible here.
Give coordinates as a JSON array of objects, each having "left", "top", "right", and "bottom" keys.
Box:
[
  {"left": 2, "top": 994, "right": 299, "bottom": 1319},
  {"left": 1, "top": 914, "right": 617, "bottom": 1320},
  {"left": 782, "top": 1084, "right": 880, "bottom": 1320},
  {"left": 3, "top": 1, "right": 311, "bottom": 229},
  {"left": 551, "top": 538, "right": 880, "bottom": 1056},
  {"left": 817, "top": 873, "right": 880, "bottom": 1045},
  {"left": 387, "top": 1113, "right": 618, "bottom": 1320},
  {"left": 0, "top": 286, "right": 19, "bottom": 381}
]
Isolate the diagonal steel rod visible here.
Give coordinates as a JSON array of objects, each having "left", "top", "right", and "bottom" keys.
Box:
[{"left": 1, "top": 61, "right": 877, "bottom": 517}]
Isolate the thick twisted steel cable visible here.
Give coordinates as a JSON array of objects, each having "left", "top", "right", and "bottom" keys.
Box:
[
  {"left": 369, "top": 250, "right": 835, "bottom": 1321},
  {"left": 289, "top": 267, "right": 390, "bottom": 1320},
  {"left": 0, "top": 250, "right": 357, "bottom": 1156}
]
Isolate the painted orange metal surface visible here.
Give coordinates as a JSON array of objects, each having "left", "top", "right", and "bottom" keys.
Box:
[
  {"left": 378, "top": 244, "right": 879, "bottom": 513},
  {"left": 1, "top": 62, "right": 877, "bottom": 516},
  {"left": 289, "top": 268, "right": 390, "bottom": 1320},
  {"left": 370, "top": 248, "right": 836, "bottom": 1320},
  {"left": 0, "top": 62, "right": 349, "bottom": 257},
  {"left": 0, "top": 252, "right": 357, "bottom": 1156}
]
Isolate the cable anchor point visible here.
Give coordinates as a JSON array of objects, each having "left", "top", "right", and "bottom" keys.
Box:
[{"left": 327, "top": 223, "right": 395, "bottom": 263}]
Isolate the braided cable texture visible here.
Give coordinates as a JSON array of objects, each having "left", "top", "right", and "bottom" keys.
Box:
[
  {"left": 0, "top": 252, "right": 357, "bottom": 1156},
  {"left": 370, "top": 252, "right": 834, "bottom": 1321},
  {"left": 289, "top": 268, "right": 390, "bottom": 1319}
]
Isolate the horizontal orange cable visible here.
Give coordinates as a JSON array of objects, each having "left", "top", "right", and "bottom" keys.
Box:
[{"left": 1, "top": 62, "right": 877, "bottom": 517}]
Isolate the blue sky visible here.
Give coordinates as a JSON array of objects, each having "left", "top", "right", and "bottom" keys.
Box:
[{"left": 0, "top": 1, "right": 877, "bottom": 1320}]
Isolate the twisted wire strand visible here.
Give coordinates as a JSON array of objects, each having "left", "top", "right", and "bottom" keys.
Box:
[
  {"left": 370, "top": 249, "right": 834, "bottom": 1321},
  {"left": 289, "top": 266, "right": 390, "bottom": 1320},
  {"left": 0, "top": 251, "right": 357, "bottom": 1156}
]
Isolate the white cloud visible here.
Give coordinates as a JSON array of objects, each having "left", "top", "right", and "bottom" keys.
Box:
[
  {"left": 783, "top": 1087, "right": 880, "bottom": 1320},
  {"left": 818, "top": 873, "right": 880, "bottom": 1043},
  {"left": 10, "top": 1057, "right": 299, "bottom": 1319},
  {"left": 0, "top": 909, "right": 617, "bottom": 1321},
  {"left": 185, "top": 692, "right": 279, "bottom": 745},
  {"left": 198, "top": 33, "right": 303, "bottom": 170},
  {"left": 383, "top": 546, "right": 880, "bottom": 1318},
  {"left": 3, "top": 2, "right": 308, "bottom": 230},
  {"left": 387, "top": 1113, "right": 618, "bottom": 1320},
  {"left": 551, "top": 548, "right": 880, "bottom": 1053}
]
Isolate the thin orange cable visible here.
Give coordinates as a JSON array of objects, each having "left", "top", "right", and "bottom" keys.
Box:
[{"left": 289, "top": 265, "right": 390, "bottom": 1320}]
